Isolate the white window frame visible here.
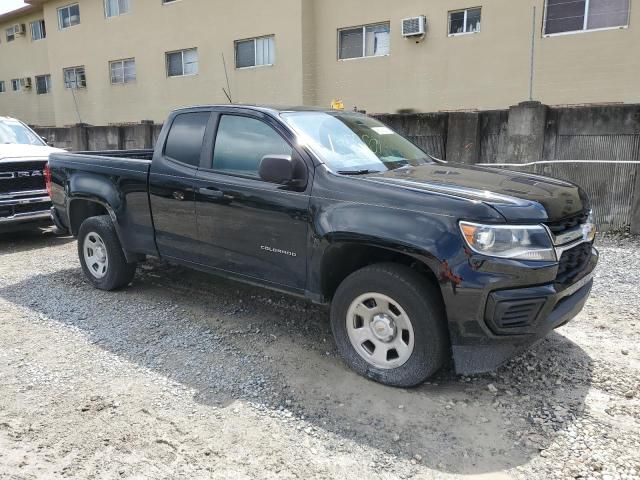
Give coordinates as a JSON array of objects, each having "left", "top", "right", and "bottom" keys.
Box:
[
  {"left": 109, "top": 58, "right": 136, "bottom": 84},
  {"left": 234, "top": 35, "right": 276, "bottom": 69},
  {"left": 58, "top": 3, "right": 80, "bottom": 30},
  {"left": 166, "top": 48, "right": 198, "bottom": 77},
  {"left": 35, "top": 74, "right": 51, "bottom": 95},
  {"left": 0, "top": 81, "right": 6, "bottom": 94},
  {"left": 448, "top": 7, "right": 482, "bottom": 36},
  {"left": 63, "top": 66, "right": 86, "bottom": 89},
  {"left": 30, "top": 19, "right": 46, "bottom": 40},
  {"left": 11, "top": 79, "right": 21, "bottom": 92},
  {"left": 543, "top": 0, "right": 630, "bottom": 37},
  {"left": 104, "top": 0, "right": 130, "bottom": 18},
  {"left": 338, "top": 22, "right": 391, "bottom": 61}
]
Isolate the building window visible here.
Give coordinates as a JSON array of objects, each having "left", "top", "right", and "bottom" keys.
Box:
[
  {"left": 110, "top": 58, "right": 136, "bottom": 84},
  {"left": 0, "top": 81, "right": 5, "bottom": 93},
  {"left": 35, "top": 75, "right": 51, "bottom": 94},
  {"left": 235, "top": 35, "right": 275, "bottom": 68},
  {"left": 544, "top": 0, "right": 630, "bottom": 35},
  {"left": 166, "top": 48, "right": 198, "bottom": 77},
  {"left": 11, "top": 79, "right": 21, "bottom": 92},
  {"left": 6, "top": 24, "right": 24, "bottom": 42},
  {"left": 30, "top": 20, "right": 46, "bottom": 40},
  {"left": 105, "top": 0, "right": 130, "bottom": 18},
  {"left": 448, "top": 8, "right": 481, "bottom": 35},
  {"left": 58, "top": 4, "right": 80, "bottom": 29},
  {"left": 63, "top": 66, "right": 86, "bottom": 88},
  {"left": 338, "top": 22, "right": 390, "bottom": 60}
]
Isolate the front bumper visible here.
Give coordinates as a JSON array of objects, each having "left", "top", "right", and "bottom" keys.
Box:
[
  {"left": 0, "top": 190, "right": 52, "bottom": 232},
  {"left": 444, "top": 242, "right": 598, "bottom": 374}
]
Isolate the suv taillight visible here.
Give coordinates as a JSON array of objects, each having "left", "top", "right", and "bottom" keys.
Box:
[{"left": 44, "top": 162, "right": 52, "bottom": 197}]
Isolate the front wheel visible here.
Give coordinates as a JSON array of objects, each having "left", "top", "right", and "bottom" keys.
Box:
[
  {"left": 77, "top": 215, "right": 136, "bottom": 291},
  {"left": 330, "top": 263, "right": 448, "bottom": 387}
]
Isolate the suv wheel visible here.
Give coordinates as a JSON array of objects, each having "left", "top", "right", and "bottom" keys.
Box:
[
  {"left": 78, "top": 215, "right": 136, "bottom": 291},
  {"left": 330, "top": 263, "right": 448, "bottom": 387}
]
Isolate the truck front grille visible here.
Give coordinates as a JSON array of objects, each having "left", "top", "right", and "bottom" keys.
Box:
[
  {"left": 556, "top": 242, "right": 593, "bottom": 285},
  {"left": 0, "top": 200, "right": 51, "bottom": 219},
  {"left": 0, "top": 160, "right": 47, "bottom": 194},
  {"left": 545, "top": 210, "right": 589, "bottom": 236}
]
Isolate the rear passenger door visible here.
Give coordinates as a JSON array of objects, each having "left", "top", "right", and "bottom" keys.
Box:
[
  {"left": 194, "top": 112, "right": 311, "bottom": 292},
  {"left": 149, "top": 110, "right": 213, "bottom": 263}
]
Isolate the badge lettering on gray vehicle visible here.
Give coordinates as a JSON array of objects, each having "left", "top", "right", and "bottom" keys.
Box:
[
  {"left": 0, "top": 170, "right": 43, "bottom": 180},
  {"left": 261, "top": 245, "right": 297, "bottom": 257}
]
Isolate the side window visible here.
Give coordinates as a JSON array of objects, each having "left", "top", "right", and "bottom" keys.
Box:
[
  {"left": 164, "top": 112, "right": 210, "bottom": 167},
  {"left": 212, "top": 115, "right": 292, "bottom": 177}
]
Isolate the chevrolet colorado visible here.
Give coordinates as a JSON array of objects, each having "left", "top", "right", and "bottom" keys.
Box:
[
  {"left": 48, "top": 105, "right": 598, "bottom": 387},
  {"left": 0, "top": 116, "right": 61, "bottom": 233}
]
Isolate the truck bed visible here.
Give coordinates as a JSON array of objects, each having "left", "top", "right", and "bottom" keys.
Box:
[{"left": 48, "top": 149, "right": 157, "bottom": 258}]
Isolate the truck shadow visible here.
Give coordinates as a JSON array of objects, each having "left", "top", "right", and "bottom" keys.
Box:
[
  {"left": 0, "top": 228, "right": 74, "bottom": 255},
  {"left": 0, "top": 261, "right": 594, "bottom": 476}
]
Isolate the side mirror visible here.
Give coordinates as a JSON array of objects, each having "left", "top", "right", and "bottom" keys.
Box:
[
  {"left": 259, "top": 154, "right": 306, "bottom": 188},
  {"left": 41, "top": 136, "right": 53, "bottom": 147}
]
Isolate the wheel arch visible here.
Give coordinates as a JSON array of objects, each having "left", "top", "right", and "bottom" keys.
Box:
[
  {"left": 316, "top": 237, "right": 444, "bottom": 304},
  {"left": 68, "top": 198, "right": 115, "bottom": 236},
  {"left": 68, "top": 198, "right": 143, "bottom": 263}
]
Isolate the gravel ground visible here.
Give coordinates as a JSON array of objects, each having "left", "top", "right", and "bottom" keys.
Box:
[{"left": 0, "top": 229, "right": 638, "bottom": 480}]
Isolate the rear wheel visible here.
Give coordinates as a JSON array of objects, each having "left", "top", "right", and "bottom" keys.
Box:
[
  {"left": 330, "top": 263, "right": 448, "bottom": 387},
  {"left": 78, "top": 215, "right": 136, "bottom": 291}
]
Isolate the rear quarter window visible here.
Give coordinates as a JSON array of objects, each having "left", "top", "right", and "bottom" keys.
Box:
[{"left": 164, "top": 112, "right": 210, "bottom": 167}]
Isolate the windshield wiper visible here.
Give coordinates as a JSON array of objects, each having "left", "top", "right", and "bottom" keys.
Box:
[
  {"left": 336, "top": 169, "right": 382, "bottom": 175},
  {"left": 426, "top": 154, "right": 447, "bottom": 164}
]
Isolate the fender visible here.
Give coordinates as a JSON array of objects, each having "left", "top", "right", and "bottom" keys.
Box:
[
  {"left": 307, "top": 199, "right": 466, "bottom": 301},
  {"left": 66, "top": 171, "right": 154, "bottom": 261},
  {"left": 67, "top": 171, "right": 122, "bottom": 231}
]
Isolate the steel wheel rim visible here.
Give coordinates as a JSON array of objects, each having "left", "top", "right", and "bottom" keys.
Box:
[
  {"left": 346, "top": 292, "right": 415, "bottom": 370},
  {"left": 83, "top": 232, "right": 109, "bottom": 279}
]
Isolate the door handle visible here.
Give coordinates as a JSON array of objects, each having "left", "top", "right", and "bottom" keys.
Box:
[{"left": 198, "top": 187, "right": 225, "bottom": 199}]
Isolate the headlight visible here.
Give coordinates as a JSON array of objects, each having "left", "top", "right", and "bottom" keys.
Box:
[
  {"left": 459, "top": 222, "right": 556, "bottom": 261},
  {"left": 583, "top": 210, "right": 597, "bottom": 243}
]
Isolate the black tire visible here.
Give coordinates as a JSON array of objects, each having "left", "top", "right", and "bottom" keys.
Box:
[
  {"left": 330, "top": 263, "right": 448, "bottom": 387},
  {"left": 77, "top": 215, "right": 136, "bottom": 291}
]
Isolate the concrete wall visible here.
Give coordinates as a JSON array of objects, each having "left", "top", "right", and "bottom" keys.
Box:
[{"left": 2, "top": 0, "right": 640, "bottom": 127}]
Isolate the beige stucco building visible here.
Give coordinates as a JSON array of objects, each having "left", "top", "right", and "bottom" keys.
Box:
[{"left": 0, "top": 0, "right": 638, "bottom": 127}]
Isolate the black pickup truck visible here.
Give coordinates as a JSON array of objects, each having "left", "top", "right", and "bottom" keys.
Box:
[{"left": 48, "top": 105, "right": 598, "bottom": 387}]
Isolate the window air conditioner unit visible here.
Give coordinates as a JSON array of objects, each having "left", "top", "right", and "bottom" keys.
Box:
[
  {"left": 21, "top": 77, "right": 32, "bottom": 89},
  {"left": 402, "top": 16, "right": 426, "bottom": 37},
  {"left": 14, "top": 24, "right": 26, "bottom": 35}
]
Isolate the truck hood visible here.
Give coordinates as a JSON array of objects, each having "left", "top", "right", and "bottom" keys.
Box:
[
  {"left": 364, "top": 163, "right": 589, "bottom": 222},
  {"left": 0, "top": 144, "right": 63, "bottom": 161}
]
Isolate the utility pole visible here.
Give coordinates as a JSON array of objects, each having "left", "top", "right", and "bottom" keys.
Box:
[{"left": 529, "top": 6, "right": 537, "bottom": 101}]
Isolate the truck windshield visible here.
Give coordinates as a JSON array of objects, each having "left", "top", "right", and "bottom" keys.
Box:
[
  {"left": 0, "top": 119, "right": 45, "bottom": 146},
  {"left": 281, "top": 111, "right": 427, "bottom": 173}
]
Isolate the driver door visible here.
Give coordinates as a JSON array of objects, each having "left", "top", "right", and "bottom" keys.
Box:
[{"left": 193, "top": 112, "right": 311, "bottom": 292}]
